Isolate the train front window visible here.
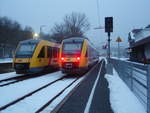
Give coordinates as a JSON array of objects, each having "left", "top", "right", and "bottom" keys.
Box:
[
  {"left": 16, "top": 43, "right": 36, "bottom": 58},
  {"left": 63, "top": 43, "right": 82, "bottom": 53}
]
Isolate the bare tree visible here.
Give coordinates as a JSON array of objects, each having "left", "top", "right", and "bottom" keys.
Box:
[
  {"left": 0, "top": 17, "right": 34, "bottom": 57},
  {"left": 0, "top": 17, "right": 33, "bottom": 47},
  {"left": 64, "top": 12, "right": 90, "bottom": 36},
  {"left": 51, "top": 12, "right": 90, "bottom": 43},
  {"left": 51, "top": 23, "right": 67, "bottom": 42}
]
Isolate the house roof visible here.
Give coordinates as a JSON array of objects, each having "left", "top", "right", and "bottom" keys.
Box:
[{"left": 131, "top": 36, "right": 150, "bottom": 48}]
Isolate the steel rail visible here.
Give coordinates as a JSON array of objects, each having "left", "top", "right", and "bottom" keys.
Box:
[{"left": 0, "top": 76, "right": 65, "bottom": 111}]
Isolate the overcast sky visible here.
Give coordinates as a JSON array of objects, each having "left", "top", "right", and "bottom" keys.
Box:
[{"left": 0, "top": 0, "right": 150, "bottom": 48}]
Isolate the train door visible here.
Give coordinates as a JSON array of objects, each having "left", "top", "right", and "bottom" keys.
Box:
[
  {"left": 51, "top": 47, "right": 59, "bottom": 67},
  {"left": 80, "top": 41, "right": 88, "bottom": 67},
  {"left": 47, "top": 46, "right": 53, "bottom": 66},
  {"left": 45, "top": 46, "right": 50, "bottom": 66},
  {"left": 37, "top": 46, "right": 47, "bottom": 67}
]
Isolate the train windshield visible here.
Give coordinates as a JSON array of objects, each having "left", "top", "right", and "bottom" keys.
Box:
[
  {"left": 63, "top": 42, "right": 82, "bottom": 54},
  {"left": 15, "top": 43, "right": 37, "bottom": 58}
]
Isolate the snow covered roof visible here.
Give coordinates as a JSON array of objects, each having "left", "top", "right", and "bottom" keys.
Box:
[
  {"left": 129, "top": 26, "right": 150, "bottom": 48},
  {"left": 134, "top": 28, "right": 150, "bottom": 42},
  {"left": 129, "top": 32, "right": 135, "bottom": 40},
  {"left": 131, "top": 35, "right": 150, "bottom": 48}
]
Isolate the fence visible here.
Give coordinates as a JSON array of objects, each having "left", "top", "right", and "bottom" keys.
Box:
[
  {"left": 0, "top": 44, "right": 15, "bottom": 58},
  {"left": 110, "top": 58, "right": 150, "bottom": 113}
]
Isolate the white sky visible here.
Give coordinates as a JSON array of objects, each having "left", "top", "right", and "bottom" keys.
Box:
[{"left": 0, "top": 0, "right": 150, "bottom": 48}]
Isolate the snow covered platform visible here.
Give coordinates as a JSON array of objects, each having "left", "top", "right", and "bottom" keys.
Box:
[
  {"left": 52, "top": 60, "right": 113, "bottom": 113},
  {"left": 0, "top": 58, "right": 13, "bottom": 73},
  {"left": 0, "top": 58, "right": 13, "bottom": 64},
  {"left": 105, "top": 69, "right": 146, "bottom": 113}
]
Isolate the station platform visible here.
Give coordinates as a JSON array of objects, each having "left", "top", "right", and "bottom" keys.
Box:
[{"left": 52, "top": 60, "right": 114, "bottom": 113}]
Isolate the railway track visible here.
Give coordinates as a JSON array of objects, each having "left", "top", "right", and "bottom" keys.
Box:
[
  {"left": 0, "top": 74, "right": 29, "bottom": 87},
  {"left": 0, "top": 76, "right": 68, "bottom": 111},
  {"left": 0, "top": 74, "right": 28, "bottom": 82},
  {"left": 35, "top": 78, "right": 79, "bottom": 113},
  {"left": 0, "top": 63, "right": 98, "bottom": 113},
  {"left": 0, "top": 71, "right": 58, "bottom": 87},
  {"left": 0, "top": 71, "right": 85, "bottom": 113}
]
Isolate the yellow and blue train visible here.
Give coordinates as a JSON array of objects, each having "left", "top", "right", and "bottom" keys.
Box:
[
  {"left": 59, "top": 37, "right": 99, "bottom": 74},
  {"left": 13, "top": 39, "right": 60, "bottom": 74}
]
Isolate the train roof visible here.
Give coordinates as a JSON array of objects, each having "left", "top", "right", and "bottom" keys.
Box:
[
  {"left": 63, "top": 37, "right": 98, "bottom": 52},
  {"left": 19, "top": 39, "right": 60, "bottom": 48},
  {"left": 63, "top": 37, "right": 89, "bottom": 43},
  {"left": 20, "top": 39, "right": 41, "bottom": 44},
  {"left": 19, "top": 39, "right": 59, "bottom": 45}
]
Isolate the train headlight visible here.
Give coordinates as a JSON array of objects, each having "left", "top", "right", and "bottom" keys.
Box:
[
  {"left": 61, "top": 57, "right": 64, "bottom": 61},
  {"left": 77, "top": 57, "right": 80, "bottom": 61}
]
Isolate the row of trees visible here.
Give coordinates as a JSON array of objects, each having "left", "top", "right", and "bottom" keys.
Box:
[
  {"left": 0, "top": 16, "right": 33, "bottom": 48},
  {"left": 0, "top": 12, "right": 90, "bottom": 47},
  {"left": 0, "top": 12, "right": 90, "bottom": 57}
]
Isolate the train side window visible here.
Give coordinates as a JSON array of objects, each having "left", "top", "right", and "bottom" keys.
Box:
[
  {"left": 53, "top": 47, "right": 58, "bottom": 58},
  {"left": 85, "top": 48, "right": 88, "bottom": 57},
  {"left": 47, "top": 46, "right": 52, "bottom": 58},
  {"left": 56, "top": 48, "right": 59, "bottom": 57},
  {"left": 38, "top": 47, "right": 45, "bottom": 58}
]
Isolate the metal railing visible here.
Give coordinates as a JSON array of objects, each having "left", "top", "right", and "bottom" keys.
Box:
[{"left": 110, "top": 58, "right": 150, "bottom": 113}]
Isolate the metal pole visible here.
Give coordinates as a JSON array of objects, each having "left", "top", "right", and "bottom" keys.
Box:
[
  {"left": 40, "top": 25, "right": 46, "bottom": 38},
  {"left": 147, "top": 65, "right": 150, "bottom": 113},
  {"left": 108, "top": 32, "right": 111, "bottom": 61},
  {"left": 106, "top": 32, "right": 113, "bottom": 75},
  {"left": 118, "top": 42, "right": 120, "bottom": 59},
  {"left": 130, "top": 64, "right": 133, "bottom": 91},
  {"left": 40, "top": 27, "right": 42, "bottom": 37}
]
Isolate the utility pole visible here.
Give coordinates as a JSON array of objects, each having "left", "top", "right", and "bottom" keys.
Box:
[{"left": 40, "top": 25, "right": 46, "bottom": 38}]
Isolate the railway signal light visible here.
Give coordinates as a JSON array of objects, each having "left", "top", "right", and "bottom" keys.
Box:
[{"left": 105, "top": 17, "right": 113, "bottom": 33}]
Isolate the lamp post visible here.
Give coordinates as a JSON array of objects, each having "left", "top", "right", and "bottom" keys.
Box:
[
  {"left": 40, "top": 25, "right": 46, "bottom": 38},
  {"left": 33, "top": 33, "right": 39, "bottom": 39}
]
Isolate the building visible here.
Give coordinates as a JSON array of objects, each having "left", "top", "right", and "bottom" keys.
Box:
[{"left": 128, "top": 25, "right": 150, "bottom": 63}]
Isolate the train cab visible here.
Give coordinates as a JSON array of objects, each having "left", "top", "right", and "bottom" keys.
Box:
[
  {"left": 59, "top": 37, "right": 99, "bottom": 74},
  {"left": 13, "top": 39, "right": 60, "bottom": 74}
]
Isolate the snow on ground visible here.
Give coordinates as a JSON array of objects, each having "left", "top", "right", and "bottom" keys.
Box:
[
  {"left": 0, "top": 71, "right": 64, "bottom": 107},
  {"left": 111, "top": 57, "right": 145, "bottom": 66},
  {"left": 105, "top": 69, "right": 146, "bottom": 113},
  {"left": 0, "top": 58, "right": 13, "bottom": 63},
  {"left": 0, "top": 72, "right": 23, "bottom": 81},
  {"left": 1, "top": 78, "right": 75, "bottom": 113},
  {"left": 111, "top": 57, "right": 129, "bottom": 61},
  {"left": 43, "top": 76, "right": 85, "bottom": 113},
  {"left": 1, "top": 74, "right": 85, "bottom": 113},
  {"left": 99, "top": 56, "right": 107, "bottom": 63},
  {"left": 0, "top": 80, "right": 16, "bottom": 86}
]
